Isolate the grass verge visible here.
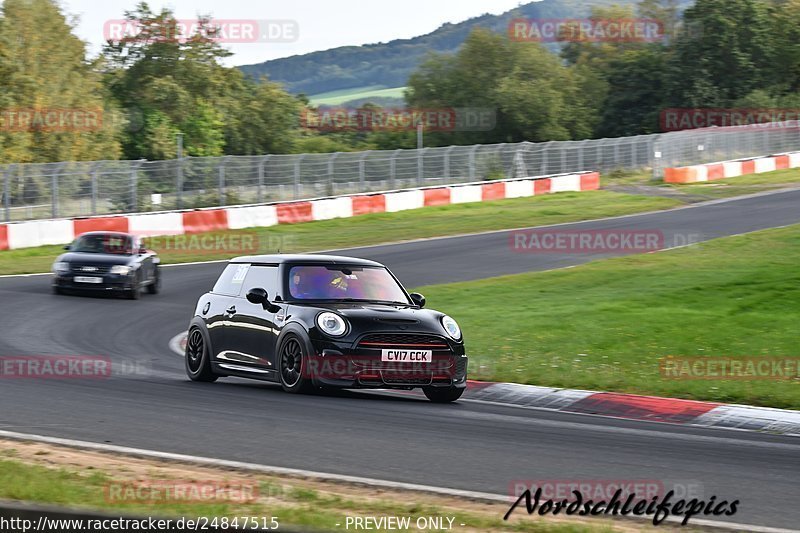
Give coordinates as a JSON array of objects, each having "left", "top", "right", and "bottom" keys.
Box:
[
  {"left": 605, "top": 166, "right": 800, "bottom": 200},
  {"left": 0, "top": 191, "right": 680, "bottom": 276},
  {"left": 0, "top": 440, "right": 677, "bottom": 533},
  {"left": 417, "top": 225, "right": 800, "bottom": 409}
]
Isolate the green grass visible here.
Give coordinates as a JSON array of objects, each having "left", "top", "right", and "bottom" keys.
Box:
[
  {"left": 0, "top": 191, "right": 681, "bottom": 275},
  {"left": 417, "top": 225, "right": 800, "bottom": 409},
  {"left": 670, "top": 166, "right": 800, "bottom": 198},
  {"left": 310, "top": 86, "right": 407, "bottom": 106},
  {"left": 604, "top": 166, "right": 800, "bottom": 199},
  {"left": 0, "top": 454, "right": 623, "bottom": 533}
]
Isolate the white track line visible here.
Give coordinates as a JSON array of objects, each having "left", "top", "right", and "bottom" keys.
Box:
[{"left": 0, "top": 429, "right": 793, "bottom": 533}]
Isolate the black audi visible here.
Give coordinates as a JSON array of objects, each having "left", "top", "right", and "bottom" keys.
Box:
[
  {"left": 52, "top": 231, "right": 161, "bottom": 299},
  {"left": 185, "top": 254, "right": 468, "bottom": 402}
]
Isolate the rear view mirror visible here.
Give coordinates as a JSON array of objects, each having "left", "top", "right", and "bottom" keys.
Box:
[{"left": 409, "top": 292, "right": 426, "bottom": 308}]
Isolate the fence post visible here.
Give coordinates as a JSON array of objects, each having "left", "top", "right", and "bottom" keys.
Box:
[
  {"left": 359, "top": 151, "right": 369, "bottom": 191},
  {"left": 416, "top": 147, "right": 424, "bottom": 186},
  {"left": 90, "top": 162, "right": 100, "bottom": 215},
  {"left": 174, "top": 157, "right": 183, "bottom": 210},
  {"left": 2, "top": 165, "right": 9, "bottom": 222},
  {"left": 50, "top": 163, "right": 63, "bottom": 218},
  {"left": 218, "top": 156, "right": 231, "bottom": 207},
  {"left": 257, "top": 155, "right": 270, "bottom": 204},
  {"left": 131, "top": 160, "right": 144, "bottom": 211},
  {"left": 469, "top": 145, "right": 479, "bottom": 181},
  {"left": 444, "top": 146, "right": 456, "bottom": 184},
  {"left": 293, "top": 155, "right": 305, "bottom": 200},
  {"left": 328, "top": 152, "right": 339, "bottom": 196},
  {"left": 390, "top": 150, "right": 401, "bottom": 189}
]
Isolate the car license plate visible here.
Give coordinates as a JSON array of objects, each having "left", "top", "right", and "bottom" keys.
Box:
[
  {"left": 381, "top": 349, "right": 432, "bottom": 363},
  {"left": 74, "top": 276, "right": 103, "bottom": 284}
]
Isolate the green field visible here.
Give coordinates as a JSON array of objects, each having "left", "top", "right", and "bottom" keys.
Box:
[
  {"left": 0, "top": 190, "right": 680, "bottom": 276},
  {"left": 0, "top": 448, "right": 624, "bottom": 533},
  {"left": 418, "top": 225, "right": 800, "bottom": 409},
  {"left": 310, "top": 86, "right": 407, "bottom": 106}
]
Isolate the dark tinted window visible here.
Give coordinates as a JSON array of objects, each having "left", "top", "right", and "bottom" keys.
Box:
[
  {"left": 287, "top": 265, "right": 409, "bottom": 303},
  {"left": 71, "top": 233, "right": 133, "bottom": 255},
  {"left": 242, "top": 265, "right": 279, "bottom": 300},
  {"left": 212, "top": 263, "right": 249, "bottom": 296}
]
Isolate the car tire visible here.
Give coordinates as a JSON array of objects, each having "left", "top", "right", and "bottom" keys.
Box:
[
  {"left": 278, "top": 333, "right": 314, "bottom": 394},
  {"left": 147, "top": 267, "right": 160, "bottom": 295},
  {"left": 423, "top": 386, "right": 464, "bottom": 403},
  {"left": 126, "top": 273, "right": 141, "bottom": 300},
  {"left": 52, "top": 285, "right": 64, "bottom": 295},
  {"left": 185, "top": 327, "right": 218, "bottom": 382}
]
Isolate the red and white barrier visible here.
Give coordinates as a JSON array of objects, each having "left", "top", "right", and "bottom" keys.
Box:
[
  {"left": 664, "top": 151, "right": 800, "bottom": 183},
  {"left": 0, "top": 171, "right": 600, "bottom": 251}
]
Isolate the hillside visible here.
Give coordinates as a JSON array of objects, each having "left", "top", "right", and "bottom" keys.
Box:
[{"left": 239, "top": 0, "right": 643, "bottom": 96}]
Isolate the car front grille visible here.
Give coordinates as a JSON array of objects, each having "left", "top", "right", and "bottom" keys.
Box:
[
  {"left": 357, "top": 333, "right": 449, "bottom": 349},
  {"left": 70, "top": 263, "right": 111, "bottom": 274}
]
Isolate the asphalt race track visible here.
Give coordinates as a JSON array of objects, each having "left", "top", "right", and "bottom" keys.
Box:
[{"left": 1, "top": 189, "right": 799, "bottom": 530}]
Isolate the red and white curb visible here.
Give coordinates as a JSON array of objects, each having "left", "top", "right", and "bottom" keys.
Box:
[
  {"left": 664, "top": 151, "right": 800, "bottom": 183},
  {"left": 465, "top": 382, "right": 800, "bottom": 436},
  {"left": 169, "top": 332, "right": 799, "bottom": 436},
  {"left": 0, "top": 171, "right": 600, "bottom": 251}
]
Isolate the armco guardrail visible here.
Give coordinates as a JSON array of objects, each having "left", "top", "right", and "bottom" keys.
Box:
[
  {"left": 0, "top": 171, "right": 600, "bottom": 251},
  {"left": 664, "top": 151, "right": 800, "bottom": 183}
]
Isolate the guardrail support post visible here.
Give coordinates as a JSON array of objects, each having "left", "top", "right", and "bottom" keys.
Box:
[{"left": 90, "top": 164, "right": 99, "bottom": 215}]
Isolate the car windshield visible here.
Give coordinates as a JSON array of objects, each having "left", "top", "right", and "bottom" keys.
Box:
[
  {"left": 70, "top": 234, "right": 133, "bottom": 255},
  {"left": 288, "top": 265, "right": 409, "bottom": 304}
]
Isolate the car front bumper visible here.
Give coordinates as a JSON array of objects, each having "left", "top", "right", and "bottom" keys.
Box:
[
  {"left": 53, "top": 273, "right": 134, "bottom": 291},
  {"left": 308, "top": 333, "right": 468, "bottom": 389}
]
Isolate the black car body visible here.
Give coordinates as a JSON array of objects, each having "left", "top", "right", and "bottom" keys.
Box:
[
  {"left": 186, "top": 254, "right": 468, "bottom": 402},
  {"left": 52, "top": 231, "right": 161, "bottom": 299}
]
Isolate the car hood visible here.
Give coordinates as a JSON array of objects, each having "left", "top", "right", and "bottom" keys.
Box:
[
  {"left": 300, "top": 302, "right": 451, "bottom": 337},
  {"left": 56, "top": 252, "right": 134, "bottom": 265}
]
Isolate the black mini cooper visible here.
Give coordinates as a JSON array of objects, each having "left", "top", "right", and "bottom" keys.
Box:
[
  {"left": 52, "top": 231, "right": 161, "bottom": 299},
  {"left": 186, "top": 254, "right": 467, "bottom": 402}
]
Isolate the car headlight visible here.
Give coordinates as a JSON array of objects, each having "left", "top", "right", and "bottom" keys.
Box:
[
  {"left": 316, "top": 312, "right": 348, "bottom": 337},
  {"left": 441, "top": 315, "right": 461, "bottom": 340},
  {"left": 110, "top": 265, "right": 132, "bottom": 275},
  {"left": 53, "top": 261, "right": 70, "bottom": 274}
]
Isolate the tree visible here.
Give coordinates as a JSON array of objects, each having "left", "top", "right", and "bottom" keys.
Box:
[{"left": 0, "top": 0, "right": 122, "bottom": 163}]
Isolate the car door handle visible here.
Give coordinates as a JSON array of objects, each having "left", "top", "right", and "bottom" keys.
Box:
[{"left": 226, "top": 306, "right": 237, "bottom": 315}]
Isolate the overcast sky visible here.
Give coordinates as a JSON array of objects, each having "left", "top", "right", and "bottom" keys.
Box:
[{"left": 60, "top": 0, "right": 527, "bottom": 66}]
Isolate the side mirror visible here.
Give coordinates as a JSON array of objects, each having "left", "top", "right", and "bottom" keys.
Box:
[
  {"left": 246, "top": 287, "right": 268, "bottom": 305},
  {"left": 409, "top": 292, "right": 426, "bottom": 308},
  {"left": 138, "top": 247, "right": 148, "bottom": 255},
  {"left": 247, "top": 287, "right": 280, "bottom": 312},
  {"left": 63, "top": 244, "right": 71, "bottom": 250}
]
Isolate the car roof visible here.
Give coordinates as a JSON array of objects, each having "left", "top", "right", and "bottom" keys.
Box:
[
  {"left": 230, "top": 254, "right": 384, "bottom": 267},
  {"left": 77, "top": 231, "right": 134, "bottom": 238}
]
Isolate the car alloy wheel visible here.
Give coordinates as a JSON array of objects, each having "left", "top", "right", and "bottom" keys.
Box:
[
  {"left": 279, "top": 334, "right": 314, "bottom": 393},
  {"left": 185, "top": 328, "right": 217, "bottom": 382}
]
